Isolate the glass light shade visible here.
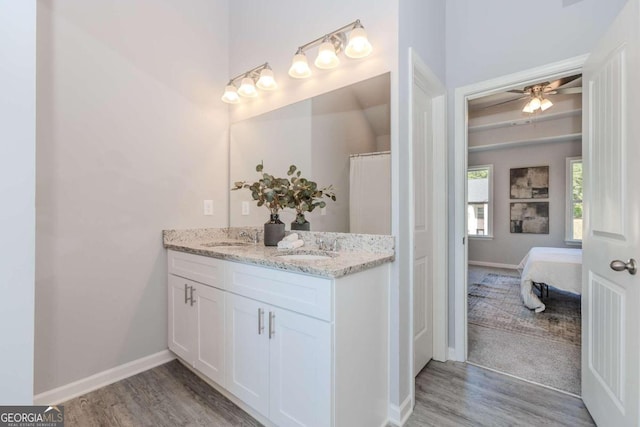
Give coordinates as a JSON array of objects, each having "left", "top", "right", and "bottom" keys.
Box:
[
  {"left": 221, "top": 84, "right": 239, "bottom": 104},
  {"left": 522, "top": 100, "right": 534, "bottom": 113},
  {"left": 314, "top": 41, "right": 340, "bottom": 69},
  {"left": 540, "top": 98, "right": 553, "bottom": 111},
  {"left": 288, "top": 53, "right": 312, "bottom": 78},
  {"left": 256, "top": 68, "right": 277, "bottom": 90},
  {"left": 237, "top": 77, "right": 258, "bottom": 98},
  {"left": 345, "top": 27, "right": 372, "bottom": 58},
  {"left": 529, "top": 97, "right": 541, "bottom": 111}
]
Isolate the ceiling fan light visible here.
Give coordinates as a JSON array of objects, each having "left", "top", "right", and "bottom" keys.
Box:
[
  {"left": 522, "top": 100, "right": 535, "bottom": 113},
  {"left": 345, "top": 26, "right": 372, "bottom": 58},
  {"left": 288, "top": 52, "right": 312, "bottom": 78},
  {"left": 529, "top": 97, "right": 541, "bottom": 111},
  {"left": 315, "top": 39, "right": 340, "bottom": 69},
  {"left": 238, "top": 76, "right": 258, "bottom": 98},
  {"left": 221, "top": 84, "right": 240, "bottom": 104},
  {"left": 256, "top": 67, "right": 277, "bottom": 90},
  {"left": 540, "top": 98, "right": 553, "bottom": 111}
]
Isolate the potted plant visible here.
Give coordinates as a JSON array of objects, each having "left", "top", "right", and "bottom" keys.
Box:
[
  {"left": 286, "top": 165, "right": 336, "bottom": 231},
  {"left": 232, "top": 162, "right": 291, "bottom": 246}
]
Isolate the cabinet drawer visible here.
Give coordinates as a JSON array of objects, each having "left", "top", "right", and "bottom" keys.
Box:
[
  {"left": 168, "top": 250, "right": 225, "bottom": 289},
  {"left": 226, "top": 262, "right": 333, "bottom": 321}
]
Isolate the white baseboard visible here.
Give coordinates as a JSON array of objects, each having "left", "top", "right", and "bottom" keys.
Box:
[
  {"left": 468, "top": 260, "right": 518, "bottom": 270},
  {"left": 34, "top": 350, "right": 176, "bottom": 405},
  {"left": 388, "top": 394, "right": 412, "bottom": 426}
]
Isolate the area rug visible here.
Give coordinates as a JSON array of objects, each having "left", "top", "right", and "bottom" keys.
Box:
[{"left": 467, "top": 272, "right": 582, "bottom": 395}]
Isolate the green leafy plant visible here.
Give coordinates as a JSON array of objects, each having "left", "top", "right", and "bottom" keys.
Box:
[
  {"left": 231, "top": 162, "right": 292, "bottom": 215},
  {"left": 286, "top": 165, "right": 336, "bottom": 224}
]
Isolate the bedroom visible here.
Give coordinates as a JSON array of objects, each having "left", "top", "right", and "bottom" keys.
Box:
[{"left": 465, "top": 75, "right": 583, "bottom": 395}]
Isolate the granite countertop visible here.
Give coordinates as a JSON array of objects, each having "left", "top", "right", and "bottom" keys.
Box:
[{"left": 163, "top": 228, "right": 395, "bottom": 279}]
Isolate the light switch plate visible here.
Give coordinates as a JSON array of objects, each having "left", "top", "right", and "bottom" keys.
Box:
[
  {"left": 241, "top": 201, "right": 250, "bottom": 215},
  {"left": 203, "top": 200, "right": 213, "bottom": 216},
  {"left": 320, "top": 207, "right": 327, "bottom": 216}
]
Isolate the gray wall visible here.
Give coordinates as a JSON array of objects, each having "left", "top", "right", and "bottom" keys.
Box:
[
  {"left": 35, "top": 0, "right": 230, "bottom": 394},
  {"left": 445, "top": 0, "right": 628, "bottom": 347},
  {"left": 0, "top": 0, "right": 36, "bottom": 404},
  {"left": 468, "top": 140, "right": 582, "bottom": 266}
]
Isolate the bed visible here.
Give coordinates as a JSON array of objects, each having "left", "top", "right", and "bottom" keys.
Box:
[{"left": 517, "top": 247, "right": 582, "bottom": 313}]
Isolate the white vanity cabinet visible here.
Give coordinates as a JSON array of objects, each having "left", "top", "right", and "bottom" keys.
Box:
[
  {"left": 168, "top": 252, "right": 226, "bottom": 385},
  {"left": 224, "top": 262, "right": 334, "bottom": 426},
  {"left": 167, "top": 249, "right": 389, "bottom": 427}
]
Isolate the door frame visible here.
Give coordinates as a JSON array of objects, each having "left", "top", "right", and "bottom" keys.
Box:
[
  {"left": 407, "top": 47, "right": 448, "bottom": 406},
  {"left": 452, "top": 55, "right": 588, "bottom": 361}
]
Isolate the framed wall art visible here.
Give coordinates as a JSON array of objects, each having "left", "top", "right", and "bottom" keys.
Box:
[
  {"left": 510, "top": 166, "right": 549, "bottom": 199},
  {"left": 510, "top": 202, "right": 549, "bottom": 234}
]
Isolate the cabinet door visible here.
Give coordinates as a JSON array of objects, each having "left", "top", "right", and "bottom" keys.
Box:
[
  {"left": 168, "top": 275, "right": 194, "bottom": 363},
  {"left": 269, "top": 308, "right": 331, "bottom": 427},
  {"left": 193, "top": 283, "right": 225, "bottom": 386},
  {"left": 225, "top": 293, "right": 270, "bottom": 417}
]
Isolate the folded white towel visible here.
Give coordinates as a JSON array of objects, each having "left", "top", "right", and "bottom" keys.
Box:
[
  {"left": 277, "top": 239, "right": 304, "bottom": 250},
  {"left": 283, "top": 233, "right": 299, "bottom": 242}
]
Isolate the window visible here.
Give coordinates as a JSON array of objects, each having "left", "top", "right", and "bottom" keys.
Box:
[
  {"left": 566, "top": 157, "right": 583, "bottom": 243},
  {"left": 468, "top": 165, "right": 493, "bottom": 237}
]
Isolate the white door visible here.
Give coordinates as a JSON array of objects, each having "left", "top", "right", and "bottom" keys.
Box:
[
  {"left": 194, "top": 284, "right": 225, "bottom": 386},
  {"left": 168, "top": 275, "right": 194, "bottom": 363},
  {"left": 582, "top": 0, "right": 640, "bottom": 425},
  {"left": 413, "top": 71, "right": 434, "bottom": 375},
  {"left": 225, "top": 293, "right": 270, "bottom": 417},
  {"left": 269, "top": 308, "right": 331, "bottom": 427}
]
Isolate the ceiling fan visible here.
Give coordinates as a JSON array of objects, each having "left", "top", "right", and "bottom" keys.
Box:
[
  {"left": 508, "top": 75, "right": 583, "bottom": 113},
  {"left": 471, "top": 74, "right": 582, "bottom": 113}
]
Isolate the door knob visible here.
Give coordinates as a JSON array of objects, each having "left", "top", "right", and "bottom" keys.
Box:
[{"left": 610, "top": 258, "right": 637, "bottom": 275}]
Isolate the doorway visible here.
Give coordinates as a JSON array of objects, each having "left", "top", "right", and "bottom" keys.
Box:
[{"left": 452, "top": 56, "right": 587, "bottom": 394}]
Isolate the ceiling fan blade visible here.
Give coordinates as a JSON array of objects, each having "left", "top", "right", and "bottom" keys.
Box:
[
  {"left": 474, "top": 95, "right": 528, "bottom": 110},
  {"left": 546, "top": 75, "right": 581, "bottom": 90},
  {"left": 507, "top": 89, "right": 527, "bottom": 94},
  {"left": 554, "top": 87, "right": 582, "bottom": 95}
]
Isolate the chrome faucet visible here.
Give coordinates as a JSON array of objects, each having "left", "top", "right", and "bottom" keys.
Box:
[
  {"left": 239, "top": 230, "right": 261, "bottom": 244},
  {"left": 316, "top": 238, "right": 327, "bottom": 251}
]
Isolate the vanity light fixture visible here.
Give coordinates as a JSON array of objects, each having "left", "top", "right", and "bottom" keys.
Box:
[
  {"left": 221, "top": 62, "right": 277, "bottom": 104},
  {"left": 288, "top": 19, "right": 372, "bottom": 79}
]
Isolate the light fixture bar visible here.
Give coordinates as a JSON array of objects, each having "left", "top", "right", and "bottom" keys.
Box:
[
  {"left": 295, "top": 20, "right": 362, "bottom": 54},
  {"left": 227, "top": 62, "right": 270, "bottom": 85},
  {"left": 222, "top": 62, "right": 276, "bottom": 104}
]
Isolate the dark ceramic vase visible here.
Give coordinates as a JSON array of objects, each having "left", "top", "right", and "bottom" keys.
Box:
[
  {"left": 291, "top": 214, "right": 310, "bottom": 231},
  {"left": 264, "top": 213, "right": 285, "bottom": 246}
]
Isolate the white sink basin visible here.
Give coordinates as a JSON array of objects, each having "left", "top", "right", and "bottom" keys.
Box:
[{"left": 277, "top": 253, "right": 333, "bottom": 261}]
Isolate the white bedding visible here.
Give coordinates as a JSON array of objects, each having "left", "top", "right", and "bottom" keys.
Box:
[{"left": 517, "top": 247, "right": 582, "bottom": 313}]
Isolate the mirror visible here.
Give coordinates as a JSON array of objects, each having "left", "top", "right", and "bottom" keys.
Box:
[{"left": 229, "top": 73, "right": 391, "bottom": 234}]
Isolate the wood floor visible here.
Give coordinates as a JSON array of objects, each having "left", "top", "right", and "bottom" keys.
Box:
[
  {"left": 407, "top": 361, "right": 594, "bottom": 427},
  {"left": 62, "top": 359, "right": 594, "bottom": 426}
]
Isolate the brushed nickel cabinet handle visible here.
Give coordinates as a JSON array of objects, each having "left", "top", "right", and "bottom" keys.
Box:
[
  {"left": 258, "top": 308, "right": 264, "bottom": 335},
  {"left": 269, "top": 311, "right": 275, "bottom": 339},
  {"left": 184, "top": 283, "right": 188, "bottom": 304},
  {"left": 189, "top": 286, "right": 196, "bottom": 306}
]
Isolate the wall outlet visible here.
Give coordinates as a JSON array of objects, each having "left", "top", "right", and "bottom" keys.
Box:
[
  {"left": 241, "top": 201, "right": 250, "bottom": 215},
  {"left": 203, "top": 200, "right": 213, "bottom": 216},
  {"left": 320, "top": 207, "right": 327, "bottom": 216}
]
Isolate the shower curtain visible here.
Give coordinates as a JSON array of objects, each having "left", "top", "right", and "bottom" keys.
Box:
[{"left": 349, "top": 152, "right": 391, "bottom": 235}]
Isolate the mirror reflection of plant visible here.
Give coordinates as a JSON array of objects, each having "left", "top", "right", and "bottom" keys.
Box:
[
  {"left": 286, "top": 165, "right": 336, "bottom": 224},
  {"left": 231, "top": 162, "right": 292, "bottom": 215}
]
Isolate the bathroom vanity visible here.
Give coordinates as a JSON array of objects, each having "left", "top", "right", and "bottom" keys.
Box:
[{"left": 163, "top": 228, "right": 394, "bottom": 427}]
